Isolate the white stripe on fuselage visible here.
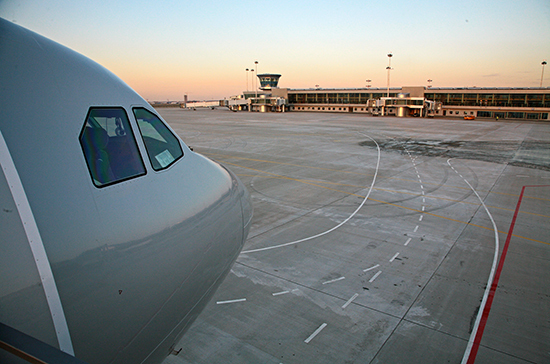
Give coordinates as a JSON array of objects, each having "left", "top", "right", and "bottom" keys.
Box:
[{"left": 0, "top": 131, "right": 74, "bottom": 355}]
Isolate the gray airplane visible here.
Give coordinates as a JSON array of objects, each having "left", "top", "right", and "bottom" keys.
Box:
[{"left": 0, "top": 18, "right": 252, "bottom": 364}]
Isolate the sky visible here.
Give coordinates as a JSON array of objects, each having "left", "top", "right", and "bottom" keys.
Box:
[{"left": 1, "top": 0, "right": 549, "bottom": 101}]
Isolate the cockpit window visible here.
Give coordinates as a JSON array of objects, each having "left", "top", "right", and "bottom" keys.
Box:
[
  {"left": 80, "top": 107, "right": 146, "bottom": 187},
  {"left": 133, "top": 108, "right": 183, "bottom": 171}
]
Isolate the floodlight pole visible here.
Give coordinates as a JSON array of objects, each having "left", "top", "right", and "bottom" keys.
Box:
[
  {"left": 541, "top": 60, "right": 547, "bottom": 87},
  {"left": 386, "top": 53, "right": 393, "bottom": 97},
  {"left": 255, "top": 60, "right": 259, "bottom": 100}
]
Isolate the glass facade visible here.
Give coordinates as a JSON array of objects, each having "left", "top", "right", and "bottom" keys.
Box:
[
  {"left": 494, "top": 94, "right": 509, "bottom": 106},
  {"left": 425, "top": 92, "right": 548, "bottom": 107},
  {"left": 289, "top": 92, "right": 398, "bottom": 104},
  {"left": 527, "top": 94, "right": 544, "bottom": 107},
  {"left": 507, "top": 112, "right": 525, "bottom": 119},
  {"left": 288, "top": 89, "right": 550, "bottom": 119},
  {"left": 478, "top": 111, "right": 492, "bottom": 118}
]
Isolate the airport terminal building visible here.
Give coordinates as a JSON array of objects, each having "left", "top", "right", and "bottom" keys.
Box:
[
  {"left": 225, "top": 73, "right": 550, "bottom": 120},
  {"left": 280, "top": 86, "right": 550, "bottom": 120},
  {"left": 220, "top": 73, "right": 550, "bottom": 120}
]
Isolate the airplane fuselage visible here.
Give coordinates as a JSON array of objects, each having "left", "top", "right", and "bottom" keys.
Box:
[{"left": 0, "top": 18, "right": 251, "bottom": 364}]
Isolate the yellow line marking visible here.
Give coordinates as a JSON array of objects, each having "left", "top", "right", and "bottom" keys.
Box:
[
  {"left": 237, "top": 174, "right": 550, "bottom": 219},
  {"left": 219, "top": 160, "right": 549, "bottom": 247},
  {"left": 206, "top": 152, "right": 550, "bottom": 202},
  {"left": 208, "top": 152, "right": 370, "bottom": 176}
]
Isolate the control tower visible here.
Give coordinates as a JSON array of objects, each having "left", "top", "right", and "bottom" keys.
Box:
[{"left": 258, "top": 74, "right": 281, "bottom": 91}]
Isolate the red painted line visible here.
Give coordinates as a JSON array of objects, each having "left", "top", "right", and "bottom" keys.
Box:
[{"left": 466, "top": 185, "right": 550, "bottom": 363}]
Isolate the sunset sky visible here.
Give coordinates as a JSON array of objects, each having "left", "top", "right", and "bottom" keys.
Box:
[{"left": 1, "top": 0, "right": 549, "bottom": 101}]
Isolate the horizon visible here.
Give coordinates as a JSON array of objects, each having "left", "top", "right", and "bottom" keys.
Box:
[{"left": 151, "top": 84, "right": 550, "bottom": 103}]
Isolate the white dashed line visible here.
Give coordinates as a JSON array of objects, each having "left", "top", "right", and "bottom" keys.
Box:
[
  {"left": 419, "top": 215, "right": 423, "bottom": 222},
  {"left": 342, "top": 293, "right": 359, "bottom": 309},
  {"left": 363, "top": 264, "right": 380, "bottom": 272},
  {"left": 389, "top": 252, "right": 400, "bottom": 262},
  {"left": 272, "top": 290, "right": 289, "bottom": 296},
  {"left": 304, "top": 323, "right": 327, "bottom": 344},
  {"left": 322, "top": 276, "right": 345, "bottom": 285},
  {"left": 369, "top": 271, "right": 382, "bottom": 283},
  {"left": 414, "top": 225, "right": 419, "bottom": 232},
  {"left": 217, "top": 298, "right": 246, "bottom": 305},
  {"left": 404, "top": 238, "right": 412, "bottom": 246}
]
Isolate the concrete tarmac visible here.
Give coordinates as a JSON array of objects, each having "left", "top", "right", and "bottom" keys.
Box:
[{"left": 158, "top": 109, "right": 549, "bottom": 364}]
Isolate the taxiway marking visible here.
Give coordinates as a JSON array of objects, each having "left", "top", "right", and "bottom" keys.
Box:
[
  {"left": 215, "top": 152, "right": 550, "bottom": 203},
  {"left": 322, "top": 276, "right": 345, "bottom": 285},
  {"left": 342, "top": 293, "right": 359, "bottom": 309},
  {"left": 235, "top": 173, "right": 550, "bottom": 219},
  {"left": 363, "top": 264, "right": 380, "bottom": 272},
  {"left": 369, "top": 271, "right": 382, "bottom": 283},
  {"left": 272, "top": 290, "right": 289, "bottom": 296},
  {"left": 464, "top": 185, "right": 550, "bottom": 364},
  {"left": 304, "top": 323, "right": 328, "bottom": 344},
  {"left": 231, "top": 145, "right": 548, "bottom": 257},
  {"left": 389, "top": 252, "right": 400, "bottom": 262},
  {"left": 217, "top": 298, "right": 247, "bottom": 305},
  {"left": 447, "top": 160, "right": 500, "bottom": 364},
  {"left": 241, "top": 133, "right": 381, "bottom": 254}
]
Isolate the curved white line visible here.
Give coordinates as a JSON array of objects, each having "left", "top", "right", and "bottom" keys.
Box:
[
  {"left": 0, "top": 131, "right": 74, "bottom": 355},
  {"left": 446, "top": 159, "right": 499, "bottom": 364},
  {"left": 241, "top": 133, "right": 380, "bottom": 254}
]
